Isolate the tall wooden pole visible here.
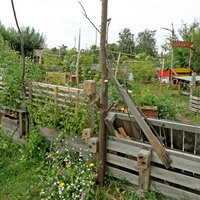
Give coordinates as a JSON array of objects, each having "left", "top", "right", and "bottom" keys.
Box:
[
  {"left": 98, "top": 0, "right": 108, "bottom": 186},
  {"left": 11, "top": 0, "right": 26, "bottom": 97}
]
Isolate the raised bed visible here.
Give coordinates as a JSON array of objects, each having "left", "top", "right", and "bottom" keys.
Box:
[
  {"left": 0, "top": 107, "right": 29, "bottom": 143},
  {"left": 105, "top": 112, "right": 200, "bottom": 199}
]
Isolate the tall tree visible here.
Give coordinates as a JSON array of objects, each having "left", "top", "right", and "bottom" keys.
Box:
[
  {"left": 0, "top": 22, "right": 46, "bottom": 57},
  {"left": 135, "top": 29, "right": 157, "bottom": 57},
  {"left": 174, "top": 21, "right": 200, "bottom": 72},
  {"left": 118, "top": 28, "right": 135, "bottom": 54}
]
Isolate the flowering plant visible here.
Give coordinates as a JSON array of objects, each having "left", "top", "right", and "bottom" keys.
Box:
[{"left": 40, "top": 142, "right": 97, "bottom": 200}]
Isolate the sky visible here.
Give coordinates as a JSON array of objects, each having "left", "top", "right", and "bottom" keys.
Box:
[{"left": 0, "top": 0, "right": 200, "bottom": 52}]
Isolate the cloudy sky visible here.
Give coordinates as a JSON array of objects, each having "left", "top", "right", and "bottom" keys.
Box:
[{"left": 0, "top": 0, "right": 200, "bottom": 51}]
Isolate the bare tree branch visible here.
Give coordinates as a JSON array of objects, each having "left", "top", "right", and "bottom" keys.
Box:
[
  {"left": 11, "top": 0, "right": 26, "bottom": 97},
  {"left": 78, "top": 1, "right": 101, "bottom": 34}
]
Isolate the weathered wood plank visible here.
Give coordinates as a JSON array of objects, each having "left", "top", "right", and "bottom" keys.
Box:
[
  {"left": 190, "top": 98, "right": 200, "bottom": 105},
  {"left": 151, "top": 166, "right": 200, "bottom": 190},
  {"left": 108, "top": 136, "right": 200, "bottom": 174},
  {"left": 106, "top": 153, "right": 138, "bottom": 171},
  {"left": 107, "top": 166, "right": 138, "bottom": 186},
  {"left": 137, "top": 149, "right": 151, "bottom": 191},
  {"left": 189, "top": 107, "right": 200, "bottom": 114},
  {"left": 31, "top": 81, "right": 83, "bottom": 94},
  {"left": 189, "top": 103, "right": 200, "bottom": 109},
  {"left": 150, "top": 180, "right": 200, "bottom": 200},
  {"left": 115, "top": 112, "right": 200, "bottom": 134},
  {"left": 107, "top": 137, "right": 152, "bottom": 157},
  {"left": 108, "top": 67, "right": 171, "bottom": 168},
  {"left": 190, "top": 95, "right": 200, "bottom": 101}
]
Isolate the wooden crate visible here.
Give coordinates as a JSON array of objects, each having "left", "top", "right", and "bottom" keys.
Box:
[
  {"left": 107, "top": 136, "right": 200, "bottom": 200},
  {"left": 189, "top": 95, "right": 200, "bottom": 114},
  {"left": 1, "top": 107, "right": 29, "bottom": 140},
  {"left": 105, "top": 112, "right": 200, "bottom": 155}
]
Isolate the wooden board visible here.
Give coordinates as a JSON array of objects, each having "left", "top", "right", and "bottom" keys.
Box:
[
  {"left": 107, "top": 166, "right": 138, "bottom": 186},
  {"left": 107, "top": 136, "right": 200, "bottom": 199},
  {"left": 150, "top": 180, "right": 200, "bottom": 200},
  {"left": 107, "top": 136, "right": 200, "bottom": 174}
]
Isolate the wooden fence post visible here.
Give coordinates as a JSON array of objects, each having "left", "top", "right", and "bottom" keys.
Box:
[
  {"left": 137, "top": 149, "right": 151, "bottom": 191},
  {"left": 83, "top": 80, "right": 96, "bottom": 135},
  {"left": 28, "top": 81, "right": 32, "bottom": 100},
  {"left": 190, "top": 72, "right": 196, "bottom": 96},
  {"left": 54, "top": 86, "right": 58, "bottom": 105}
]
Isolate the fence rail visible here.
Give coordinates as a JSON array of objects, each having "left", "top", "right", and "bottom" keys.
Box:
[
  {"left": 189, "top": 95, "right": 200, "bottom": 114},
  {"left": 106, "top": 136, "right": 200, "bottom": 200},
  {"left": 28, "top": 81, "right": 87, "bottom": 110},
  {"left": 105, "top": 112, "right": 200, "bottom": 155},
  {"left": 105, "top": 112, "right": 200, "bottom": 199}
]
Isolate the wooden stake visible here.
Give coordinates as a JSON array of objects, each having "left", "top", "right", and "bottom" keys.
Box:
[
  {"left": 137, "top": 149, "right": 151, "bottom": 191},
  {"left": 75, "top": 29, "right": 81, "bottom": 113},
  {"left": 107, "top": 65, "right": 172, "bottom": 168},
  {"left": 98, "top": 0, "right": 108, "bottom": 186}
]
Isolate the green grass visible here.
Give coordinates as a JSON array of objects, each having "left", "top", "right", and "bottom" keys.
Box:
[
  {"left": 0, "top": 130, "right": 168, "bottom": 200},
  {"left": 0, "top": 133, "right": 43, "bottom": 200}
]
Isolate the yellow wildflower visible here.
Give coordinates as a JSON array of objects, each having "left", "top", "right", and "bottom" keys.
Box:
[
  {"left": 66, "top": 163, "right": 71, "bottom": 168},
  {"left": 89, "top": 162, "right": 95, "bottom": 168},
  {"left": 120, "top": 107, "right": 125, "bottom": 112},
  {"left": 59, "top": 182, "right": 65, "bottom": 187}
]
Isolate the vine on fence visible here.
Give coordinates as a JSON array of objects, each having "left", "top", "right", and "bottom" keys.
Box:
[{"left": 26, "top": 87, "right": 89, "bottom": 136}]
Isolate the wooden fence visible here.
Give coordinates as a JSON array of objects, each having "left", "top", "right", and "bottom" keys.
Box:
[
  {"left": 29, "top": 81, "right": 85, "bottom": 110},
  {"left": 104, "top": 112, "right": 200, "bottom": 199},
  {"left": 107, "top": 136, "right": 200, "bottom": 200},
  {"left": 189, "top": 95, "right": 200, "bottom": 114}
]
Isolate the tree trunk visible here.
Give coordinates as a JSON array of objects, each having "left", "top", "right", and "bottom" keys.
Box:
[
  {"left": 98, "top": 0, "right": 108, "bottom": 186},
  {"left": 11, "top": 0, "right": 26, "bottom": 97}
]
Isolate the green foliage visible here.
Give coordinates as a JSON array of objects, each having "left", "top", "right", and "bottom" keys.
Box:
[
  {"left": 129, "top": 60, "right": 156, "bottom": 82},
  {"left": 118, "top": 28, "right": 135, "bottom": 54},
  {"left": 0, "top": 131, "right": 44, "bottom": 199},
  {"left": 193, "top": 85, "right": 200, "bottom": 97},
  {"left": 26, "top": 96, "right": 60, "bottom": 128},
  {"left": 25, "top": 127, "right": 48, "bottom": 159},
  {"left": 157, "top": 95, "right": 177, "bottom": 119},
  {"left": 0, "top": 22, "right": 46, "bottom": 57},
  {"left": 135, "top": 29, "right": 157, "bottom": 57},
  {"left": 0, "top": 36, "right": 46, "bottom": 108},
  {"left": 0, "top": 35, "right": 19, "bottom": 68},
  {"left": 26, "top": 93, "right": 89, "bottom": 135},
  {"left": 42, "top": 48, "right": 63, "bottom": 68},
  {"left": 163, "top": 21, "right": 200, "bottom": 73},
  {"left": 25, "top": 59, "right": 46, "bottom": 82},
  {"left": 59, "top": 106, "right": 89, "bottom": 135},
  {"left": 129, "top": 83, "right": 177, "bottom": 119},
  {"left": 0, "top": 64, "right": 23, "bottom": 108}
]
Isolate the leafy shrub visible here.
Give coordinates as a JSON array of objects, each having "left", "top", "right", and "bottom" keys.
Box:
[
  {"left": 0, "top": 64, "right": 23, "bottom": 108},
  {"left": 135, "top": 93, "right": 176, "bottom": 119},
  {"left": 25, "top": 127, "right": 48, "bottom": 159},
  {"left": 157, "top": 96, "right": 177, "bottom": 119},
  {"left": 129, "top": 61, "right": 156, "bottom": 82},
  {"left": 26, "top": 94, "right": 89, "bottom": 135}
]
